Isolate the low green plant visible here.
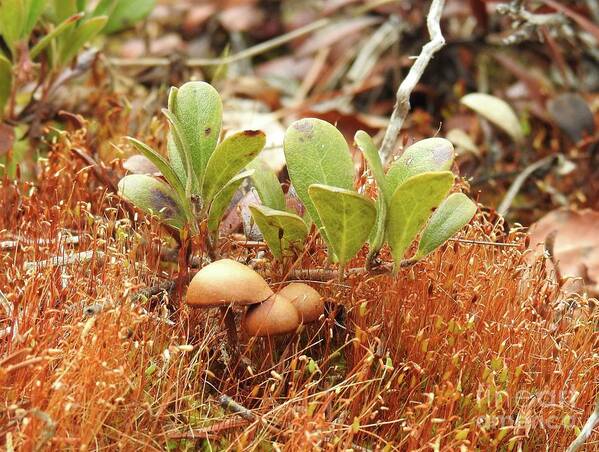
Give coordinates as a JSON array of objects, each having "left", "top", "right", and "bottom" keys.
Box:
[
  {"left": 249, "top": 118, "right": 477, "bottom": 272},
  {"left": 119, "top": 82, "right": 476, "bottom": 272},
  {"left": 0, "top": 0, "right": 154, "bottom": 177},
  {"left": 0, "top": 0, "right": 154, "bottom": 118},
  {"left": 118, "top": 81, "right": 266, "bottom": 245}
]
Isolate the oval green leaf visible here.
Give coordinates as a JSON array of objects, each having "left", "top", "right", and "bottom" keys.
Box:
[
  {"left": 387, "top": 138, "right": 455, "bottom": 194},
  {"left": 415, "top": 193, "right": 477, "bottom": 260},
  {"left": 207, "top": 169, "right": 254, "bottom": 233},
  {"left": 367, "top": 195, "right": 386, "bottom": 261},
  {"left": 247, "top": 159, "right": 286, "bottom": 211},
  {"left": 202, "top": 130, "right": 266, "bottom": 204},
  {"left": 249, "top": 205, "right": 308, "bottom": 259},
  {"left": 461, "top": 93, "right": 524, "bottom": 143},
  {"left": 355, "top": 130, "right": 390, "bottom": 201},
  {"left": 284, "top": 118, "right": 355, "bottom": 231},
  {"left": 127, "top": 137, "right": 185, "bottom": 201},
  {"left": 118, "top": 175, "right": 186, "bottom": 230},
  {"left": 387, "top": 171, "right": 454, "bottom": 265},
  {"left": 58, "top": 15, "right": 108, "bottom": 66},
  {"left": 168, "top": 81, "right": 222, "bottom": 183},
  {"left": 308, "top": 184, "right": 376, "bottom": 267},
  {"left": 101, "top": 0, "right": 155, "bottom": 34}
]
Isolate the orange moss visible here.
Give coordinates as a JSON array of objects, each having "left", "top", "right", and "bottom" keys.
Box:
[{"left": 0, "top": 135, "right": 597, "bottom": 450}]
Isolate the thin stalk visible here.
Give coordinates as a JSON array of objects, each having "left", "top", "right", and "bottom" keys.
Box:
[{"left": 220, "top": 306, "right": 240, "bottom": 368}]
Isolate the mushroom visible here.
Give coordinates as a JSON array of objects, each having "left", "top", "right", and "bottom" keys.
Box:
[
  {"left": 278, "top": 283, "right": 324, "bottom": 324},
  {"left": 243, "top": 294, "right": 300, "bottom": 337},
  {"left": 186, "top": 259, "right": 273, "bottom": 360}
]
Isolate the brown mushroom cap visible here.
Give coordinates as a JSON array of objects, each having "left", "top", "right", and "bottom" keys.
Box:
[
  {"left": 278, "top": 283, "right": 323, "bottom": 323},
  {"left": 186, "top": 259, "right": 273, "bottom": 308},
  {"left": 243, "top": 294, "right": 300, "bottom": 337}
]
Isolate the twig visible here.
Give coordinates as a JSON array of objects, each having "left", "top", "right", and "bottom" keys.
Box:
[
  {"left": 0, "top": 234, "right": 79, "bottom": 250},
  {"left": 378, "top": 0, "right": 446, "bottom": 163},
  {"left": 496, "top": 0, "right": 567, "bottom": 45},
  {"left": 23, "top": 250, "right": 104, "bottom": 271},
  {"left": 447, "top": 237, "right": 520, "bottom": 247},
  {"left": 131, "top": 280, "right": 177, "bottom": 303},
  {"left": 218, "top": 395, "right": 257, "bottom": 422},
  {"left": 109, "top": 19, "right": 329, "bottom": 68},
  {"left": 287, "top": 260, "right": 416, "bottom": 282},
  {"left": 496, "top": 155, "right": 556, "bottom": 217},
  {"left": 166, "top": 419, "right": 249, "bottom": 440},
  {"left": 566, "top": 395, "right": 599, "bottom": 452}
]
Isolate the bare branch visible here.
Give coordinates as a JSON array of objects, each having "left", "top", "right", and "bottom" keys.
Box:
[
  {"left": 496, "top": 154, "right": 556, "bottom": 217},
  {"left": 379, "top": 0, "right": 446, "bottom": 163},
  {"left": 109, "top": 19, "right": 329, "bottom": 68},
  {"left": 566, "top": 395, "right": 599, "bottom": 452}
]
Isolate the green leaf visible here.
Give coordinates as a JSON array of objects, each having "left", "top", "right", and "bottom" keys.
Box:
[
  {"left": 461, "top": 93, "right": 524, "bottom": 143},
  {"left": 308, "top": 184, "right": 376, "bottom": 267},
  {"left": 0, "top": 55, "right": 12, "bottom": 117},
  {"left": 30, "top": 12, "right": 82, "bottom": 60},
  {"left": 355, "top": 130, "right": 390, "bottom": 201},
  {"left": 168, "top": 81, "right": 222, "bottom": 186},
  {"left": 415, "top": 193, "right": 477, "bottom": 260},
  {"left": 0, "top": 0, "right": 26, "bottom": 51},
  {"left": 163, "top": 107, "right": 196, "bottom": 197},
  {"left": 387, "top": 171, "right": 454, "bottom": 266},
  {"left": 202, "top": 130, "right": 265, "bottom": 204},
  {"left": 118, "top": 175, "right": 187, "bottom": 230},
  {"left": 249, "top": 205, "right": 308, "bottom": 259},
  {"left": 284, "top": 118, "right": 355, "bottom": 232},
  {"left": 51, "top": 0, "right": 78, "bottom": 22},
  {"left": 23, "top": 0, "right": 46, "bottom": 38},
  {"left": 207, "top": 169, "right": 253, "bottom": 233},
  {"left": 247, "top": 159, "right": 286, "bottom": 211},
  {"left": 90, "top": 0, "right": 113, "bottom": 16},
  {"left": 126, "top": 137, "right": 192, "bottom": 218},
  {"left": 102, "top": 0, "right": 155, "bottom": 33},
  {"left": 166, "top": 132, "right": 186, "bottom": 184},
  {"left": 58, "top": 15, "right": 107, "bottom": 66},
  {"left": 367, "top": 195, "right": 386, "bottom": 260},
  {"left": 387, "top": 138, "right": 455, "bottom": 194}
]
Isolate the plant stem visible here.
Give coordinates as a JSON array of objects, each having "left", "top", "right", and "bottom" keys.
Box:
[{"left": 175, "top": 234, "right": 192, "bottom": 306}]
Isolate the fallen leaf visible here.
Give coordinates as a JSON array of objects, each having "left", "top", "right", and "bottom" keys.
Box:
[
  {"left": 547, "top": 93, "right": 595, "bottom": 142},
  {"left": 222, "top": 98, "right": 286, "bottom": 172},
  {"left": 297, "top": 17, "right": 380, "bottom": 56},
  {"left": 123, "top": 154, "right": 160, "bottom": 175},
  {"left": 445, "top": 128, "right": 479, "bottom": 157},
  {"left": 461, "top": 92, "right": 524, "bottom": 143},
  {"left": 182, "top": 4, "right": 216, "bottom": 37},
  {"left": 529, "top": 209, "right": 599, "bottom": 294},
  {"left": 219, "top": 4, "right": 264, "bottom": 32}
]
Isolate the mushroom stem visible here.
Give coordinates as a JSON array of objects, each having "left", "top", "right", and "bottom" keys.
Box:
[
  {"left": 220, "top": 306, "right": 240, "bottom": 366},
  {"left": 175, "top": 234, "right": 192, "bottom": 306}
]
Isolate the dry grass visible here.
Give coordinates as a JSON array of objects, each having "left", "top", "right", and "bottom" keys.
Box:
[{"left": 1, "top": 132, "right": 598, "bottom": 451}]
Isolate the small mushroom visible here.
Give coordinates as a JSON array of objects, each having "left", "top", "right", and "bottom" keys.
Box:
[
  {"left": 278, "top": 283, "right": 323, "bottom": 324},
  {"left": 186, "top": 259, "right": 273, "bottom": 361},
  {"left": 187, "top": 258, "right": 273, "bottom": 307},
  {"left": 243, "top": 294, "right": 300, "bottom": 337}
]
